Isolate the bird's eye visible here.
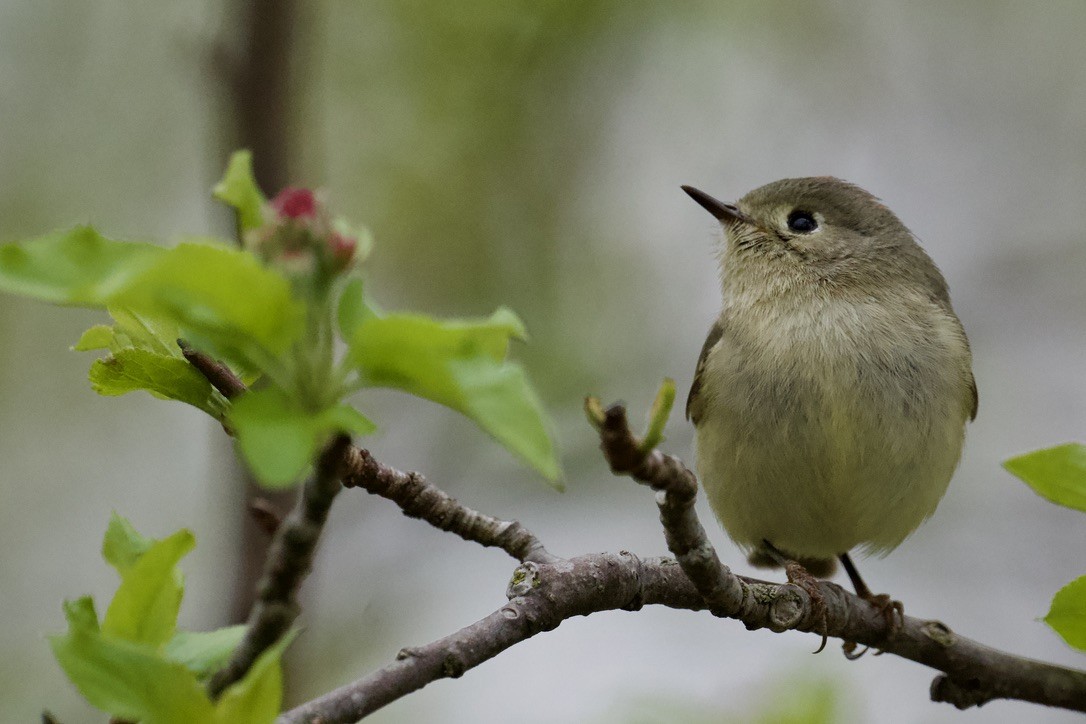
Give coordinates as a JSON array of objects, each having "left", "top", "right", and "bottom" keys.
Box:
[{"left": 786, "top": 210, "right": 818, "bottom": 233}]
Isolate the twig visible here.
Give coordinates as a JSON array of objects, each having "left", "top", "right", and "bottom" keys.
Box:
[
  {"left": 340, "top": 446, "right": 557, "bottom": 565},
  {"left": 597, "top": 401, "right": 744, "bottom": 617},
  {"left": 178, "top": 340, "right": 247, "bottom": 399},
  {"left": 207, "top": 434, "right": 352, "bottom": 698}
]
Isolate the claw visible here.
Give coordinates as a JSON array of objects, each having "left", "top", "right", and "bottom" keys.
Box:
[
  {"left": 862, "top": 592, "right": 905, "bottom": 638},
  {"left": 842, "top": 640, "right": 868, "bottom": 660},
  {"left": 782, "top": 559, "right": 829, "bottom": 654}
]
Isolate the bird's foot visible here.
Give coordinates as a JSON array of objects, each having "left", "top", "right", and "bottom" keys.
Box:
[
  {"left": 838, "top": 553, "right": 904, "bottom": 640},
  {"left": 860, "top": 591, "right": 904, "bottom": 638},
  {"left": 782, "top": 559, "right": 829, "bottom": 654}
]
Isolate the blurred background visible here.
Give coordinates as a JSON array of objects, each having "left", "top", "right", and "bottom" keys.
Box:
[{"left": 2, "top": 1, "right": 1084, "bottom": 722}]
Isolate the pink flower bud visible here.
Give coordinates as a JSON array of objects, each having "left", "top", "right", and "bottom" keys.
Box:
[
  {"left": 270, "top": 187, "right": 318, "bottom": 219},
  {"left": 328, "top": 231, "right": 357, "bottom": 270}
]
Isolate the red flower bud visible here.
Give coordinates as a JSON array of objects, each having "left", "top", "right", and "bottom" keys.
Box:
[
  {"left": 270, "top": 187, "right": 318, "bottom": 219},
  {"left": 328, "top": 231, "right": 357, "bottom": 269}
]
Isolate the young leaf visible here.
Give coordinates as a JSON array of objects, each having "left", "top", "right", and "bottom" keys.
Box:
[
  {"left": 102, "top": 512, "right": 154, "bottom": 573},
  {"left": 63, "top": 596, "right": 101, "bottom": 633},
  {"left": 0, "top": 226, "right": 161, "bottom": 305},
  {"left": 229, "top": 387, "right": 375, "bottom": 488},
  {"left": 77, "top": 309, "right": 228, "bottom": 417},
  {"left": 213, "top": 630, "right": 298, "bottom": 724},
  {"left": 73, "top": 324, "right": 116, "bottom": 351},
  {"left": 50, "top": 597, "right": 214, "bottom": 723},
  {"left": 347, "top": 310, "right": 561, "bottom": 484},
  {"left": 164, "top": 625, "right": 247, "bottom": 678},
  {"left": 213, "top": 150, "right": 267, "bottom": 233},
  {"left": 102, "top": 528, "right": 195, "bottom": 647},
  {"left": 1004, "top": 443, "right": 1086, "bottom": 513},
  {"left": 90, "top": 349, "right": 225, "bottom": 416},
  {"left": 108, "top": 241, "right": 305, "bottom": 365},
  {"left": 1045, "top": 575, "right": 1086, "bottom": 651},
  {"left": 336, "top": 276, "right": 376, "bottom": 340}
]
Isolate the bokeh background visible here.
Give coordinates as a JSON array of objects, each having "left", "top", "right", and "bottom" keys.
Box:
[{"left": 2, "top": 2, "right": 1084, "bottom": 722}]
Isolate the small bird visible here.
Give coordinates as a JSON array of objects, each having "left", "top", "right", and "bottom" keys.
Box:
[{"left": 682, "top": 178, "right": 976, "bottom": 621}]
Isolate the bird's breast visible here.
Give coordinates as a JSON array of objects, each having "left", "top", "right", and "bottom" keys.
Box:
[{"left": 694, "top": 289, "right": 971, "bottom": 558}]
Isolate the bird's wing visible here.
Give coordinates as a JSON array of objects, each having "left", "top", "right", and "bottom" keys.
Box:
[
  {"left": 968, "top": 373, "right": 978, "bottom": 421},
  {"left": 686, "top": 319, "right": 724, "bottom": 425}
]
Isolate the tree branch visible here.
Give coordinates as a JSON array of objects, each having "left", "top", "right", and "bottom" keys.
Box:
[
  {"left": 184, "top": 347, "right": 1086, "bottom": 718},
  {"left": 278, "top": 553, "right": 705, "bottom": 724},
  {"left": 207, "top": 434, "right": 352, "bottom": 698},
  {"left": 339, "top": 445, "right": 557, "bottom": 564},
  {"left": 592, "top": 399, "right": 1086, "bottom": 715}
]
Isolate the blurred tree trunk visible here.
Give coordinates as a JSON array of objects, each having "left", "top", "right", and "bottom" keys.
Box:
[{"left": 209, "top": 0, "right": 307, "bottom": 686}]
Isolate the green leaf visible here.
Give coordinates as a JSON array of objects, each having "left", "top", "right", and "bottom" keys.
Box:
[
  {"left": 640, "top": 377, "right": 676, "bottom": 454},
  {"left": 163, "top": 625, "right": 247, "bottom": 678},
  {"left": 101, "top": 512, "right": 154, "bottom": 574},
  {"left": 320, "top": 403, "right": 380, "bottom": 438},
  {"left": 0, "top": 226, "right": 161, "bottom": 305},
  {"left": 336, "top": 276, "right": 376, "bottom": 340},
  {"left": 1004, "top": 443, "right": 1086, "bottom": 513},
  {"left": 102, "top": 528, "right": 195, "bottom": 647},
  {"left": 77, "top": 308, "right": 228, "bottom": 416},
  {"left": 347, "top": 310, "right": 560, "bottom": 485},
  {"left": 229, "top": 387, "right": 376, "bottom": 488},
  {"left": 213, "top": 630, "right": 297, "bottom": 724},
  {"left": 63, "top": 596, "right": 101, "bottom": 633},
  {"left": 90, "top": 349, "right": 224, "bottom": 415},
  {"left": 213, "top": 150, "right": 267, "bottom": 232},
  {"left": 1045, "top": 575, "right": 1086, "bottom": 651},
  {"left": 109, "top": 241, "right": 305, "bottom": 364},
  {"left": 73, "top": 324, "right": 115, "bottom": 351},
  {"left": 51, "top": 597, "right": 214, "bottom": 723}
]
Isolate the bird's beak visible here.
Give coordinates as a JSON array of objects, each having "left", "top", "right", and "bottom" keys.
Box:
[{"left": 681, "top": 185, "right": 753, "bottom": 226}]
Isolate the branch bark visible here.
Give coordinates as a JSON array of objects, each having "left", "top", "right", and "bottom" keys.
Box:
[
  {"left": 184, "top": 348, "right": 1086, "bottom": 718},
  {"left": 339, "top": 445, "right": 557, "bottom": 565},
  {"left": 279, "top": 400, "right": 1086, "bottom": 722},
  {"left": 278, "top": 553, "right": 701, "bottom": 724},
  {"left": 208, "top": 433, "right": 353, "bottom": 698}
]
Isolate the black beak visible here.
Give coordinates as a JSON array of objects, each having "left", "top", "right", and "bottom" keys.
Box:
[{"left": 681, "top": 185, "right": 751, "bottom": 225}]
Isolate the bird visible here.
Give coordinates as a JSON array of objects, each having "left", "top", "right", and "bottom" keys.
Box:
[{"left": 682, "top": 177, "right": 976, "bottom": 627}]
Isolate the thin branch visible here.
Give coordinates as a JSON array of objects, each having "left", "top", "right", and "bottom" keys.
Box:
[
  {"left": 597, "top": 402, "right": 744, "bottom": 616},
  {"left": 179, "top": 343, "right": 553, "bottom": 565},
  {"left": 207, "top": 434, "right": 352, "bottom": 698},
  {"left": 339, "top": 446, "right": 557, "bottom": 564},
  {"left": 178, "top": 340, "right": 247, "bottom": 399},
  {"left": 278, "top": 553, "right": 705, "bottom": 724}
]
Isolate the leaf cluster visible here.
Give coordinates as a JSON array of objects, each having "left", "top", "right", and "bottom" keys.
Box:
[
  {"left": 0, "top": 150, "right": 561, "bottom": 489},
  {"left": 50, "top": 514, "right": 288, "bottom": 722}
]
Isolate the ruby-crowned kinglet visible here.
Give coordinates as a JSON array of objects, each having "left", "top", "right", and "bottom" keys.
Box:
[{"left": 682, "top": 177, "right": 976, "bottom": 605}]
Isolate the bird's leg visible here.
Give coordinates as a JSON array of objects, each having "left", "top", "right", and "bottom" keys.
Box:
[
  {"left": 761, "top": 540, "right": 828, "bottom": 653},
  {"left": 838, "top": 552, "right": 904, "bottom": 637}
]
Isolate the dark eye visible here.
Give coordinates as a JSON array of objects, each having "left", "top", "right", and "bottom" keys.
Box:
[{"left": 787, "top": 210, "right": 818, "bottom": 233}]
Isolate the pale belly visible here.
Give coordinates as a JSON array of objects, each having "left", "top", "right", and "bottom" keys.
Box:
[{"left": 694, "top": 306, "right": 970, "bottom": 560}]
